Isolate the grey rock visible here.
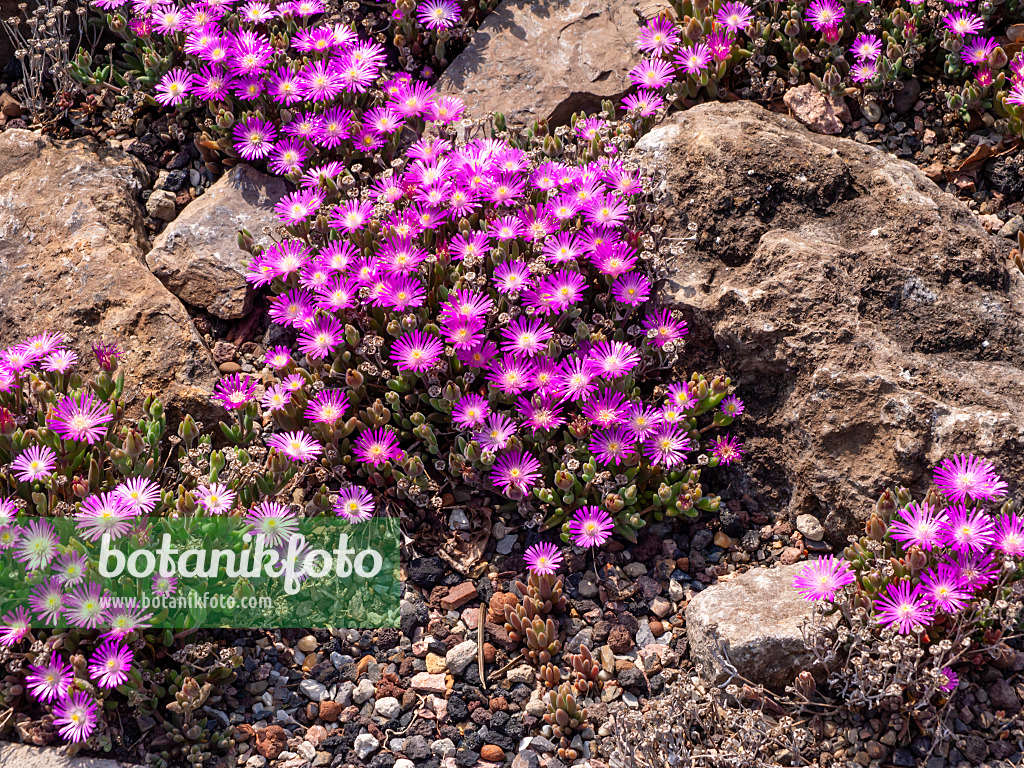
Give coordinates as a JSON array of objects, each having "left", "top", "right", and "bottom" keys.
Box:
[
  {"left": 146, "top": 164, "right": 287, "bottom": 318},
  {"left": 353, "top": 733, "right": 379, "bottom": 760},
  {"left": 374, "top": 696, "right": 401, "bottom": 720},
  {"left": 795, "top": 514, "right": 824, "bottom": 541},
  {"left": 436, "top": 0, "right": 642, "bottom": 127},
  {"left": 565, "top": 627, "right": 594, "bottom": 653},
  {"left": 685, "top": 562, "right": 833, "bottom": 691},
  {"left": 998, "top": 214, "right": 1024, "bottom": 239},
  {"left": 298, "top": 679, "right": 327, "bottom": 701},
  {"left": 146, "top": 189, "right": 177, "bottom": 221},
  {"left": 496, "top": 533, "right": 518, "bottom": 555},
  {"left": 430, "top": 738, "right": 456, "bottom": 757},
  {"left": 446, "top": 640, "right": 478, "bottom": 675},
  {"left": 352, "top": 677, "right": 375, "bottom": 704},
  {"left": 512, "top": 750, "right": 540, "bottom": 768},
  {"left": 989, "top": 678, "right": 1021, "bottom": 713},
  {"left": 634, "top": 102, "right": 1024, "bottom": 544},
  {"left": 507, "top": 665, "right": 535, "bottom": 684}
]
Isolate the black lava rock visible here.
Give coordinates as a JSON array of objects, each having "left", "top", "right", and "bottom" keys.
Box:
[{"left": 408, "top": 557, "right": 446, "bottom": 587}]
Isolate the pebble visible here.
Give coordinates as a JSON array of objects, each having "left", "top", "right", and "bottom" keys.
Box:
[
  {"left": 431, "top": 738, "right": 456, "bottom": 757},
  {"left": 795, "top": 514, "right": 824, "bottom": 541},
  {"left": 374, "top": 696, "right": 401, "bottom": 719},
  {"left": 411, "top": 672, "right": 447, "bottom": 694},
  {"left": 649, "top": 596, "right": 672, "bottom": 618},
  {"left": 298, "top": 680, "right": 327, "bottom": 702},
  {"left": 446, "top": 640, "right": 478, "bottom": 674},
  {"left": 713, "top": 531, "right": 732, "bottom": 549},
  {"left": 507, "top": 665, "right": 535, "bottom": 684},
  {"left": 496, "top": 533, "right": 518, "bottom": 555},
  {"left": 352, "top": 678, "right": 375, "bottom": 704},
  {"left": 353, "top": 733, "right": 379, "bottom": 760}
]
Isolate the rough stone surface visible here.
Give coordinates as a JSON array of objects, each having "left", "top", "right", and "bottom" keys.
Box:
[
  {"left": 436, "top": 0, "right": 644, "bottom": 127},
  {"left": 0, "top": 129, "right": 218, "bottom": 421},
  {"left": 634, "top": 102, "right": 1024, "bottom": 543},
  {"left": 685, "top": 563, "right": 827, "bottom": 691},
  {"left": 0, "top": 743, "right": 138, "bottom": 767},
  {"left": 783, "top": 83, "right": 850, "bottom": 135},
  {"left": 145, "top": 164, "right": 287, "bottom": 318}
]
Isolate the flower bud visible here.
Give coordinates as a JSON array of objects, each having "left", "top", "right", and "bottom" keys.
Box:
[
  {"left": 658, "top": 483, "right": 673, "bottom": 503},
  {"left": 684, "top": 17, "right": 704, "bottom": 41},
  {"left": 822, "top": 25, "right": 842, "bottom": 45},
  {"left": 866, "top": 513, "right": 886, "bottom": 541},
  {"left": 988, "top": 46, "right": 1008, "bottom": 70},
  {"left": 784, "top": 18, "right": 800, "bottom": 37},
  {"left": 346, "top": 369, "right": 364, "bottom": 389},
  {"left": 124, "top": 429, "right": 145, "bottom": 460},
  {"left": 795, "top": 670, "right": 816, "bottom": 699},
  {"left": 554, "top": 470, "right": 575, "bottom": 491},
  {"left": 793, "top": 44, "right": 811, "bottom": 62},
  {"left": 605, "top": 493, "right": 624, "bottom": 513}
]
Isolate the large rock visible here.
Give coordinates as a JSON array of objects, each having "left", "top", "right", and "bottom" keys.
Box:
[
  {"left": 685, "top": 563, "right": 828, "bottom": 691},
  {"left": 436, "top": 0, "right": 644, "bottom": 127},
  {"left": 0, "top": 129, "right": 218, "bottom": 420},
  {"left": 634, "top": 102, "right": 1024, "bottom": 544},
  {"left": 145, "top": 163, "right": 287, "bottom": 319}
]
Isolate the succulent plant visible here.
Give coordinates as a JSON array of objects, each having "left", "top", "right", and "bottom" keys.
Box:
[
  {"left": 568, "top": 645, "right": 602, "bottom": 696},
  {"left": 536, "top": 661, "right": 562, "bottom": 688},
  {"left": 543, "top": 682, "right": 588, "bottom": 762}
]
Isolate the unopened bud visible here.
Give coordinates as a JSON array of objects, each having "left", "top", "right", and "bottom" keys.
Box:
[{"left": 795, "top": 670, "right": 816, "bottom": 699}]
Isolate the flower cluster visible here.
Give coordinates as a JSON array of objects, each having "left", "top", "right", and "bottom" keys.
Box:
[
  {"left": 630, "top": 0, "right": 1024, "bottom": 133},
  {"left": 794, "top": 454, "right": 1023, "bottom": 707},
  {"left": 383, "top": 0, "right": 499, "bottom": 77},
  {"left": 70, "top": 0, "right": 460, "bottom": 176},
  {"left": 234, "top": 108, "right": 744, "bottom": 542}
]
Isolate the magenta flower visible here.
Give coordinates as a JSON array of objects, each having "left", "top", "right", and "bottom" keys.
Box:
[
  {"left": 26, "top": 651, "right": 73, "bottom": 702},
  {"left": 493, "top": 260, "right": 532, "bottom": 294},
  {"left": 417, "top": 0, "right": 460, "bottom": 29},
  {"left": 715, "top": 1, "right": 753, "bottom": 32},
  {"left": 524, "top": 542, "right": 563, "bottom": 575},
  {"left": 612, "top": 271, "right": 652, "bottom": 306},
  {"left": 501, "top": 317, "right": 554, "bottom": 357},
  {"left": 589, "top": 426, "right": 636, "bottom": 466},
  {"left": 195, "top": 481, "right": 236, "bottom": 514},
  {"left": 889, "top": 502, "right": 945, "bottom": 551},
  {"left": 874, "top": 581, "right": 934, "bottom": 634},
  {"left": 706, "top": 29, "right": 733, "bottom": 62},
  {"left": 933, "top": 453, "right": 1008, "bottom": 502},
  {"left": 622, "top": 89, "right": 665, "bottom": 116},
  {"left": 569, "top": 506, "right": 615, "bottom": 548},
  {"left": 629, "top": 57, "right": 676, "bottom": 88},
  {"left": 555, "top": 357, "right": 597, "bottom": 402},
  {"left": 643, "top": 309, "right": 688, "bottom": 348},
  {"left": 266, "top": 431, "right": 323, "bottom": 462},
  {"left": 212, "top": 373, "right": 257, "bottom": 410},
  {"left": 994, "top": 513, "right": 1024, "bottom": 556},
  {"left": 490, "top": 449, "right": 543, "bottom": 496},
  {"left": 304, "top": 389, "right": 350, "bottom": 424},
  {"left": 587, "top": 340, "right": 640, "bottom": 380},
  {"left": 245, "top": 501, "right": 299, "bottom": 547},
  {"left": 49, "top": 391, "right": 113, "bottom": 444},
  {"left": 487, "top": 354, "right": 536, "bottom": 396},
  {"left": 89, "top": 639, "right": 134, "bottom": 689},
  {"left": 851, "top": 34, "right": 881, "bottom": 61},
  {"left": 42, "top": 349, "right": 78, "bottom": 372},
  {"left": 53, "top": 691, "right": 99, "bottom": 743},
  {"left": 391, "top": 330, "right": 444, "bottom": 373},
  {"left": 517, "top": 396, "right": 565, "bottom": 432},
  {"left": 644, "top": 424, "right": 692, "bottom": 467},
  {"left": 850, "top": 61, "right": 878, "bottom": 83},
  {"left": 805, "top": 0, "right": 844, "bottom": 31},
  {"left": 29, "top": 578, "right": 64, "bottom": 623},
  {"left": 15, "top": 518, "right": 58, "bottom": 571},
  {"left": 793, "top": 556, "right": 855, "bottom": 601},
  {"left": 676, "top": 43, "right": 712, "bottom": 75},
  {"left": 941, "top": 504, "right": 996, "bottom": 553},
  {"left": 711, "top": 434, "right": 745, "bottom": 466},
  {"left": 475, "top": 413, "right": 518, "bottom": 452},
  {"left": 961, "top": 35, "right": 997, "bottom": 66},
  {"left": 939, "top": 667, "right": 959, "bottom": 693},
  {"left": 297, "top": 316, "right": 344, "bottom": 360},
  {"left": 116, "top": 476, "right": 160, "bottom": 513},
  {"left": 12, "top": 445, "right": 56, "bottom": 482},
  {"left": 946, "top": 551, "right": 999, "bottom": 591},
  {"left": 76, "top": 492, "right": 134, "bottom": 542},
  {"left": 354, "top": 427, "right": 401, "bottom": 467},
  {"left": 453, "top": 394, "right": 490, "bottom": 428},
  {"left": 334, "top": 486, "right": 375, "bottom": 522},
  {"left": 0, "top": 606, "right": 31, "bottom": 647},
  {"left": 919, "top": 566, "right": 971, "bottom": 613},
  {"left": 154, "top": 67, "right": 193, "bottom": 105},
  {"left": 264, "top": 346, "right": 292, "bottom": 370},
  {"left": 719, "top": 395, "right": 744, "bottom": 417},
  {"left": 233, "top": 116, "right": 277, "bottom": 161},
  {"left": 637, "top": 16, "right": 679, "bottom": 54}
]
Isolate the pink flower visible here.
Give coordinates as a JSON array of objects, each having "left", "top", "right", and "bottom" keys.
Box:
[
  {"left": 569, "top": 506, "right": 614, "bottom": 548},
  {"left": 524, "top": 542, "right": 563, "bottom": 575},
  {"left": 353, "top": 428, "right": 401, "bottom": 466},
  {"left": 490, "top": 449, "right": 543, "bottom": 497},
  {"left": 793, "top": 556, "right": 855, "bottom": 601},
  {"left": 933, "top": 453, "right": 1008, "bottom": 502},
  {"left": 49, "top": 391, "right": 113, "bottom": 444},
  {"left": 874, "top": 581, "right": 934, "bottom": 634},
  {"left": 11, "top": 445, "right": 56, "bottom": 482}
]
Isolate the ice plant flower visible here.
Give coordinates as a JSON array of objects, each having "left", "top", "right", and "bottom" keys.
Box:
[
  {"left": 490, "top": 449, "right": 542, "bottom": 496},
  {"left": 711, "top": 434, "right": 744, "bottom": 465},
  {"left": 15, "top": 518, "right": 58, "bottom": 571},
  {"left": 195, "top": 481, "right": 236, "bottom": 514},
  {"left": 49, "top": 392, "right": 114, "bottom": 444},
  {"left": 245, "top": 501, "right": 299, "bottom": 547},
  {"left": 11, "top": 445, "right": 57, "bottom": 482},
  {"left": 0, "top": 606, "right": 31, "bottom": 647},
  {"left": 53, "top": 691, "right": 99, "bottom": 743},
  {"left": 919, "top": 566, "right": 971, "bottom": 612},
  {"left": 715, "top": 2, "right": 753, "bottom": 32},
  {"left": 994, "top": 513, "right": 1024, "bottom": 556},
  {"left": 212, "top": 374, "right": 257, "bottom": 410},
  {"left": 89, "top": 640, "right": 134, "bottom": 689},
  {"left": 116, "top": 476, "right": 160, "bottom": 514},
  {"left": 26, "top": 651, "right": 73, "bottom": 702},
  {"left": 354, "top": 428, "right": 401, "bottom": 466},
  {"left": 155, "top": 67, "right": 193, "bottom": 104},
  {"left": 334, "top": 486, "right": 375, "bottom": 522},
  {"left": 266, "top": 431, "right": 323, "bottom": 461},
  {"left": 524, "top": 542, "right": 563, "bottom": 575},
  {"left": 76, "top": 492, "right": 135, "bottom": 541},
  {"left": 888, "top": 502, "right": 945, "bottom": 551},
  {"left": 569, "top": 506, "right": 615, "bottom": 548},
  {"left": 793, "top": 556, "right": 855, "bottom": 601},
  {"left": 805, "top": 0, "right": 844, "bottom": 31},
  {"left": 874, "top": 581, "right": 934, "bottom": 634},
  {"left": 940, "top": 504, "right": 995, "bottom": 554},
  {"left": 933, "top": 453, "right": 1008, "bottom": 502}
]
